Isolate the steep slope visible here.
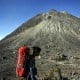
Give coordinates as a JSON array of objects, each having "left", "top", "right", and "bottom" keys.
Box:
[
  {"left": 2, "top": 13, "right": 43, "bottom": 40},
  {"left": 0, "top": 10, "right": 80, "bottom": 79}
]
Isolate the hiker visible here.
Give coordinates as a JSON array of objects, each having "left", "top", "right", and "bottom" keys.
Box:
[
  {"left": 29, "top": 47, "right": 41, "bottom": 80},
  {"left": 16, "top": 45, "right": 41, "bottom": 80}
]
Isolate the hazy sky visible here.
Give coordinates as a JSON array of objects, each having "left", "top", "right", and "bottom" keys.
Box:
[{"left": 0, "top": 0, "right": 80, "bottom": 40}]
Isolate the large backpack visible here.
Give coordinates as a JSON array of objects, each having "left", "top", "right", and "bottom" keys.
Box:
[{"left": 16, "top": 46, "right": 30, "bottom": 77}]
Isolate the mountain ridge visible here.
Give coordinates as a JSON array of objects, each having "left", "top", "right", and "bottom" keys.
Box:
[{"left": 2, "top": 10, "right": 80, "bottom": 41}]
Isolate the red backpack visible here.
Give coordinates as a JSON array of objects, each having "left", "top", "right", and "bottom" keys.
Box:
[{"left": 16, "top": 46, "right": 30, "bottom": 77}]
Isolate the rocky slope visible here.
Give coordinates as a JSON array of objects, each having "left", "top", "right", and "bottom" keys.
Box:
[{"left": 0, "top": 10, "right": 80, "bottom": 80}]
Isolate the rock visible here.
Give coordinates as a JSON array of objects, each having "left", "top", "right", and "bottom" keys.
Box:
[
  {"left": 38, "top": 55, "right": 41, "bottom": 59},
  {"left": 61, "top": 11, "right": 68, "bottom": 14},
  {"left": 54, "top": 54, "right": 68, "bottom": 61},
  {"left": 1, "top": 77, "right": 6, "bottom": 80}
]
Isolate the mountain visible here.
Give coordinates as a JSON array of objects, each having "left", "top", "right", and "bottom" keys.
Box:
[{"left": 0, "top": 10, "right": 80, "bottom": 80}]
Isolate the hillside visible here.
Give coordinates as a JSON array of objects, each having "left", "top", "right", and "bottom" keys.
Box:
[{"left": 0, "top": 10, "right": 80, "bottom": 80}]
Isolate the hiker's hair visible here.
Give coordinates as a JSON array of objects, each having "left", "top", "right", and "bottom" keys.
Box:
[
  {"left": 33, "top": 46, "right": 41, "bottom": 52},
  {"left": 32, "top": 46, "right": 41, "bottom": 56}
]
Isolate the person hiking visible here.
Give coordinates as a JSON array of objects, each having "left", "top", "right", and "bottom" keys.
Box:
[
  {"left": 29, "top": 46, "right": 41, "bottom": 80},
  {"left": 16, "top": 45, "right": 41, "bottom": 80}
]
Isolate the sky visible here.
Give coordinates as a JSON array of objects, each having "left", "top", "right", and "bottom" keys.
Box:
[{"left": 0, "top": 0, "right": 80, "bottom": 40}]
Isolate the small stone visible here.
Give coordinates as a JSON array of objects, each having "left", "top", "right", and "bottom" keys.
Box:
[
  {"left": 38, "top": 56, "right": 41, "bottom": 59},
  {"left": 1, "top": 77, "right": 6, "bottom": 80}
]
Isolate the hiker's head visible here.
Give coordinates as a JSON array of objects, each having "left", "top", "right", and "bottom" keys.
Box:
[{"left": 32, "top": 46, "right": 41, "bottom": 56}]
